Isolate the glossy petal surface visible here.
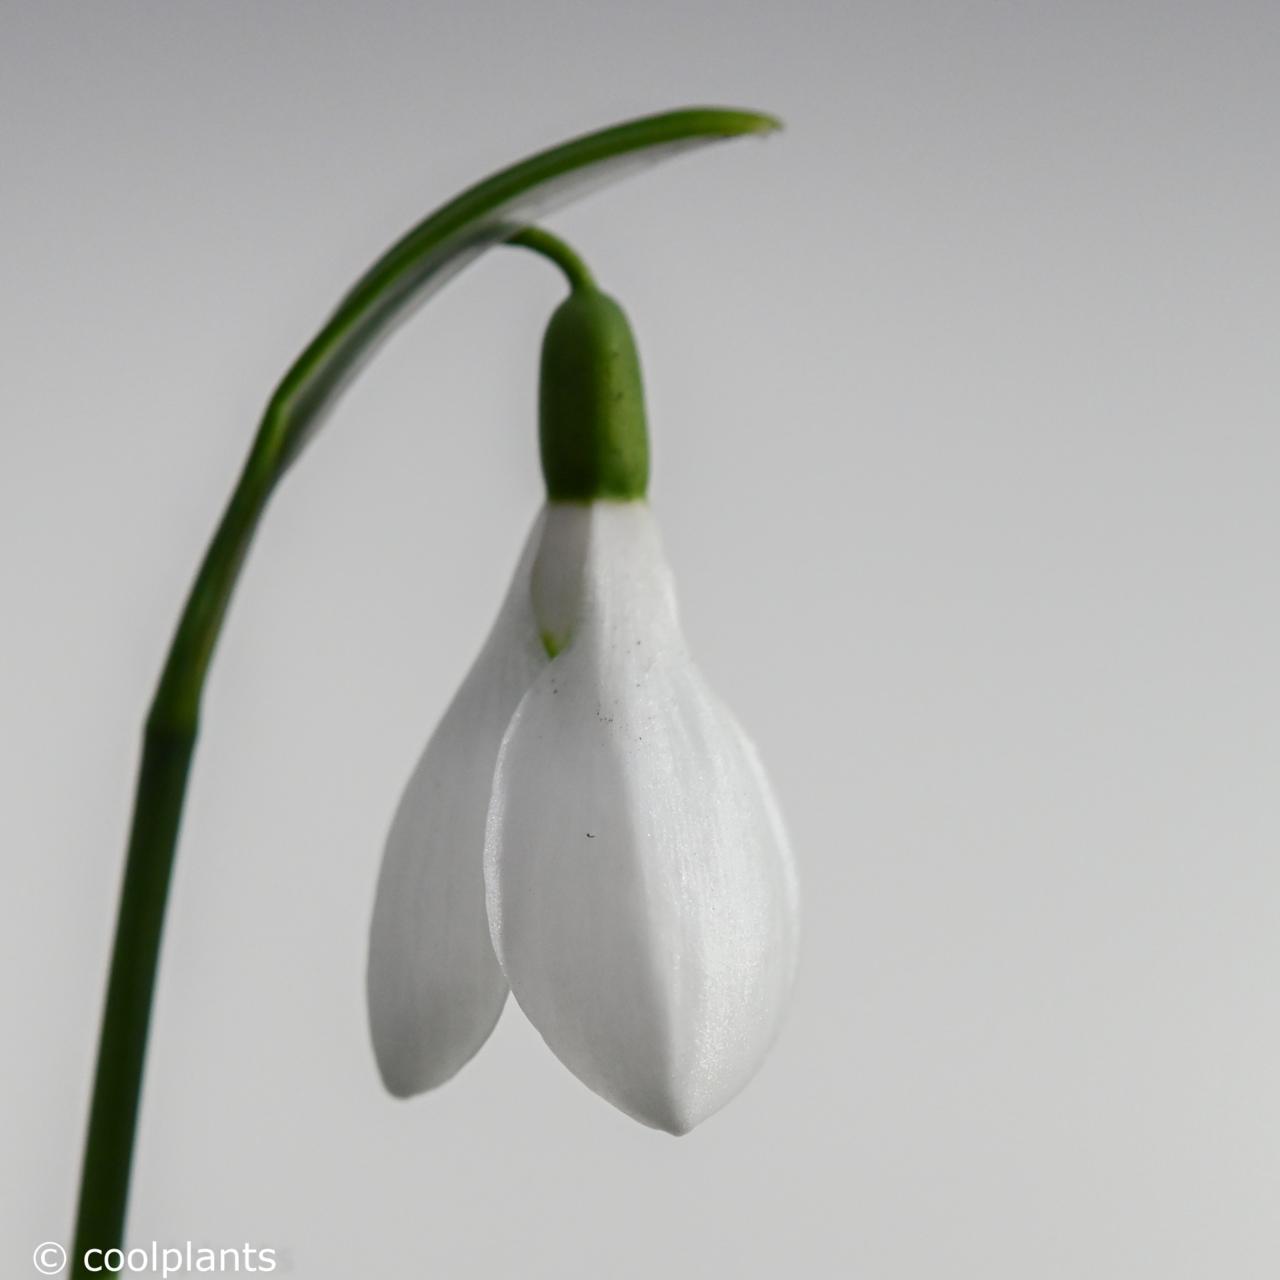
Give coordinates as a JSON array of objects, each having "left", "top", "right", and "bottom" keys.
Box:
[
  {"left": 485, "top": 502, "right": 800, "bottom": 1133},
  {"left": 367, "top": 515, "right": 546, "bottom": 1096}
]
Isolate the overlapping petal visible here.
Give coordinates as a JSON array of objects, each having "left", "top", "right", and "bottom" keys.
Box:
[
  {"left": 484, "top": 503, "right": 800, "bottom": 1133},
  {"left": 367, "top": 514, "right": 547, "bottom": 1097}
]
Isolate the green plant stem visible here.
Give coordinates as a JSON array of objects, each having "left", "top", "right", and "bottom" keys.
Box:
[
  {"left": 71, "top": 723, "right": 195, "bottom": 1268},
  {"left": 71, "top": 456, "right": 276, "bottom": 1274},
  {"left": 69, "top": 106, "right": 778, "bottom": 1276},
  {"left": 507, "top": 226, "right": 597, "bottom": 291}
]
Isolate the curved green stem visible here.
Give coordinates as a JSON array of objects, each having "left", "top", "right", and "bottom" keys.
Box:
[
  {"left": 70, "top": 106, "right": 778, "bottom": 1276},
  {"left": 507, "top": 226, "right": 597, "bottom": 291}
]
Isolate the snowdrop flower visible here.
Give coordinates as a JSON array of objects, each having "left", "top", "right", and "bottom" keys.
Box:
[{"left": 367, "top": 268, "right": 799, "bottom": 1134}]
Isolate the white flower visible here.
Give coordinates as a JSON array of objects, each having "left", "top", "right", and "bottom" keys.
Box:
[{"left": 367, "top": 498, "right": 799, "bottom": 1133}]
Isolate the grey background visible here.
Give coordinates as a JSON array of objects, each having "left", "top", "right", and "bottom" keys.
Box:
[{"left": 3, "top": 2, "right": 1277, "bottom": 1276}]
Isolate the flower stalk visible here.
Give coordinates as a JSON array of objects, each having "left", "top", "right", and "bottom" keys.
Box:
[{"left": 71, "top": 107, "right": 778, "bottom": 1273}]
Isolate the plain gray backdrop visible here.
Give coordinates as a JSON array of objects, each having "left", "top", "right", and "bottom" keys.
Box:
[{"left": 4, "top": 2, "right": 1277, "bottom": 1276}]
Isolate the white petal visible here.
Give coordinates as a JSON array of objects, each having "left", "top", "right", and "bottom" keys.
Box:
[
  {"left": 485, "top": 502, "right": 800, "bottom": 1133},
  {"left": 367, "top": 512, "right": 547, "bottom": 1097}
]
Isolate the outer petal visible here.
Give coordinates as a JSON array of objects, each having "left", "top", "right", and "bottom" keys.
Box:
[
  {"left": 367, "top": 513, "right": 547, "bottom": 1097},
  {"left": 484, "top": 503, "right": 800, "bottom": 1133}
]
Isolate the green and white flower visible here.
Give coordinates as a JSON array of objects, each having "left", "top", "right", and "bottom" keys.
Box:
[{"left": 367, "top": 279, "right": 799, "bottom": 1134}]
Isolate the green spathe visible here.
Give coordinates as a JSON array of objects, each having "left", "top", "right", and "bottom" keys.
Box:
[{"left": 539, "top": 287, "right": 649, "bottom": 502}]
